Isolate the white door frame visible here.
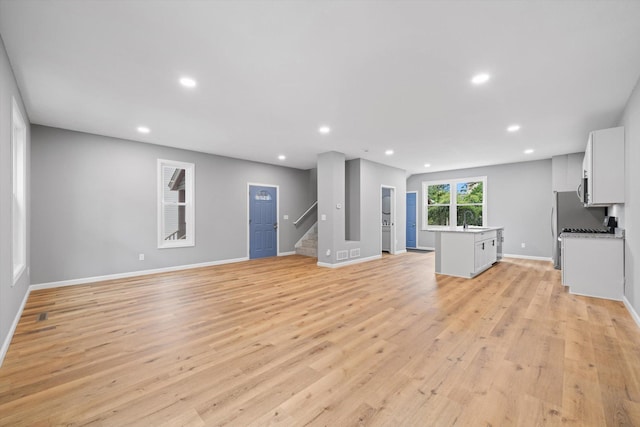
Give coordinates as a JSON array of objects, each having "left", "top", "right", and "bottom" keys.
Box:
[
  {"left": 406, "top": 190, "right": 418, "bottom": 248},
  {"left": 247, "top": 182, "right": 280, "bottom": 258},
  {"left": 381, "top": 185, "right": 396, "bottom": 255}
]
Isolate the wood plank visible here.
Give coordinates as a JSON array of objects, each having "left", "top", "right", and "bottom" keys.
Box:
[{"left": 0, "top": 254, "right": 639, "bottom": 425}]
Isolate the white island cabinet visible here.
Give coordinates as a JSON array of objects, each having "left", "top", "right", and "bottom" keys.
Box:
[{"left": 431, "top": 227, "right": 503, "bottom": 278}]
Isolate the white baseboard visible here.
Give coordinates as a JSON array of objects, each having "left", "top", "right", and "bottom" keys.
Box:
[
  {"left": 503, "top": 253, "right": 552, "bottom": 262},
  {"left": 30, "top": 257, "right": 249, "bottom": 291},
  {"left": 317, "top": 254, "right": 382, "bottom": 269},
  {"left": 0, "top": 287, "right": 31, "bottom": 367},
  {"left": 569, "top": 289, "right": 622, "bottom": 302},
  {"left": 623, "top": 296, "right": 640, "bottom": 329},
  {"left": 416, "top": 246, "right": 435, "bottom": 251},
  {"left": 278, "top": 251, "right": 296, "bottom": 256}
]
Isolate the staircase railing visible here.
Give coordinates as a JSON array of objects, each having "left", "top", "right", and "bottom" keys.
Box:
[
  {"left": 165, "top": 230, "right": 186, "bottom": 240},
  {"left": 293, "top": 201, "right": 317, "bottom": 226}
]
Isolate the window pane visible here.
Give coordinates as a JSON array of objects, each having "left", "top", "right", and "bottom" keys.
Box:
[
  {"left": 457, "top": 206, "right": 483, "bottom": 226},
  {"left": 163, "top": 204, "right": 187, "bottom": 240},
  {"left": 158, "top": 159, "right": 194, "bottom": 248},
  {"left": 163, "top": 166, "right": 186, "bottom": 203},
  {"left": 12, "top": 99, "right": 26, "bottom": 283},
  {"left": 428, "top": 206, "right": 450, "bottom": 225},
  {"left": 427, "top": 184, "right": 450, "bottom": 205},
  {"left": 456, "top": 181, "right": 483, "bottom": 204},
  {"left": 255, "top": 190, "right": 272, "bottom": 200}
]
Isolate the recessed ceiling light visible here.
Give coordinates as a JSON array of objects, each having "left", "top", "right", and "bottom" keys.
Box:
[
  {"left": 137, "top": 126, "right": 150, "bottom": 134},
  {"left": 524, "top": 149, "right": 534, "bottom": 154},
  {"left": 278, "top": 154, "right": 286, "bottom": 161},
  {"left": 424, "top": 163, "right": 431, "bottom": 168},
  {"left": 507, "top": 124, "right": 521, "bottom": 132},
  {"left": 471, "top": 73, "right": 490, "bottom": 85},
  {"left": 179, "top": 76, "right": 197, "bottom": 88},
  {"left": 318, "top": 126, "right": 331, "bottom": 135},
  {"left": 385, "top": 149, "right": 394, "bottom": 155}
]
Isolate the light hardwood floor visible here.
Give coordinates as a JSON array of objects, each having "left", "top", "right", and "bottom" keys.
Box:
[{"left": 1, "top": 253, "right": 640, "bottom": 426}]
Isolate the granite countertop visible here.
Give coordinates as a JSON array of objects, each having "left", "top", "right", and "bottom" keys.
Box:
[
  {"left": 427, "top": 226, "right": 504, "bottom": 234},
  {"left": 560, "top": 230, "right": 625, "bottom": 240}
]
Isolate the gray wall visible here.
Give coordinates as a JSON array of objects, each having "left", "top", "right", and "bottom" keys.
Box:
[
  {"left": 360, "top": 159, "right": 407, "bottom": 255},
  {"left": 317, "top": 153, "right": 406, "bottom": 266},
  {"left": 31, "top": 125, "right": 314, "bottom": 284},
  {"left": 0, "top": 35, "right": 30, "bottom": 360},
  {"left": 407, "top": 159, "right": 552, "bottom": 258},
  {"left": 618, "top": 74, "right": 640, "bottom": 316}
]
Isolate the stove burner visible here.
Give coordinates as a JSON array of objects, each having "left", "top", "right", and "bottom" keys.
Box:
[{"left": 562, "top": 227, "right": 611, "bottom": 234}]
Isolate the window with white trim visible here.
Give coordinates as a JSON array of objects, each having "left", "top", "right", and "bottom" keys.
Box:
[
  {"left": 158, "top": 159, "right": 195, "bottom": 248},
  {"left": 12, "top": 98, "right": 26, "bottom": 285},
  {"left": 422, "top": 176, "right": 486, "bottom": 229}
]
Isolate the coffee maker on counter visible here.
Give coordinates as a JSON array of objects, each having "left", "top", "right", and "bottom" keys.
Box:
[{"left": 604, "top": 216, "right": 618, "bottom": 233}]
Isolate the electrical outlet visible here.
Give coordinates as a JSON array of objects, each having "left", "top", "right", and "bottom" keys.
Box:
[
  {"left": 139, "top": 253, "right": 145, "bottom": 261},
  {"left": 521, "top": 243, "right": 526, "bottom": 248}
]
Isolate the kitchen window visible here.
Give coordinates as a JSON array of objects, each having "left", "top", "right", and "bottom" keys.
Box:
[
  {"left": 422, "top": 176, "right": 486, "bottom": 229},
  {"left": 158, "top": 159, "right": 195, "bottom": 248}
]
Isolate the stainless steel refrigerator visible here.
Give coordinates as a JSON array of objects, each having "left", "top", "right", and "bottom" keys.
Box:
[{"left": 552, "top": 191, "right": 606, "bottom": 269}]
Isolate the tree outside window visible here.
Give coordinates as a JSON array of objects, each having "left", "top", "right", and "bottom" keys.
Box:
[
  {"left": 427, "top": 183, "right": 450, "bottom": 226},
  {"left": 422, "top": 177, "right": 486, "bottom": 228}
]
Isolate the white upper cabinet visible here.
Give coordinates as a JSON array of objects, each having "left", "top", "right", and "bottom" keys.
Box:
[{"left": 581, "top": 126, "right": 625, "bottom": 206}]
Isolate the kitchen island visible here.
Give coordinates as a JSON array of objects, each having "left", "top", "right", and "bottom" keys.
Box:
[{"left": 429, "top": 226, "right": 504, "bottom": 278}]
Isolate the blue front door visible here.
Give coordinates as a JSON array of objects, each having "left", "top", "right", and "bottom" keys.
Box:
[
  {"left": 406, "top": 192, "right": 417, "bottom": 248},
  {"left": 250, "top": 185, "right": 277, "bottom": 259}
]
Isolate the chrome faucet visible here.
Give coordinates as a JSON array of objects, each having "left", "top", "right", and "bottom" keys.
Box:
[{"left": 463, "top": 211, "right": 474, "bottom": 229}]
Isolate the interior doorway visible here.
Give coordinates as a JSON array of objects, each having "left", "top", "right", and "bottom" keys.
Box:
[{"left": 381, "top": 186, "right": 396, "bottom": 254}]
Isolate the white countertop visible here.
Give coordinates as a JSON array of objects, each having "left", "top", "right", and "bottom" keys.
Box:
[{"left": 427, "top": 226, "right": 503, "bottom": 234}]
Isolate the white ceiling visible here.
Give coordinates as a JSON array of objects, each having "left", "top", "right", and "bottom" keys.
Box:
[{"left": 1, "top": 0, "right": 640, "bottom": 176}]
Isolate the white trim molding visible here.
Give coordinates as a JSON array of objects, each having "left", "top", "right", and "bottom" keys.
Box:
[
  {"left": 623, "top": 296, "right": 640, "bottom": 329},
  {"left": 503, "top": 254, "right": 552, "bottom": 262},
  {"left": 30, "top": 257, "right": 249, "bottom": 291},
  {"left": 0, "top": 287, "right": 31, "bottom": 367},
  {"left": 278, "top": 251, "right": 296, "bottom": 256},
  {"left": 317, "top": 254, "right": 382, "bottom": 269}
]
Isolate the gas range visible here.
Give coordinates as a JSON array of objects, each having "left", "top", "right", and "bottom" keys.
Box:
[{"left": 561, "top": 227, "right": 612, "bottom": 234}]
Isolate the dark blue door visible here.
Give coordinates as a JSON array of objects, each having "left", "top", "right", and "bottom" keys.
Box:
[
  {"left": 406, "top": 192, "right": 417, "bottom": 248},
  {"left": 250, "top": 185, "right": 277, "bottom": 259}
]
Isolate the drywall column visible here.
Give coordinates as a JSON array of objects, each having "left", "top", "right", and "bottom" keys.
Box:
[{"left": 317, "top": 151, "right": 346, "bottom": 265}]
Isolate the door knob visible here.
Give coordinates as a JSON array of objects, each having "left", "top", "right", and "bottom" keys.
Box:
[{"left": 273, "top": 223, "right": 278, "bottom": 229}]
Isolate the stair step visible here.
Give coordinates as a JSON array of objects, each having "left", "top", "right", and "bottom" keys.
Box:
[{"left": 296, "top": 247, "right": 317, "bottom": 257}]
